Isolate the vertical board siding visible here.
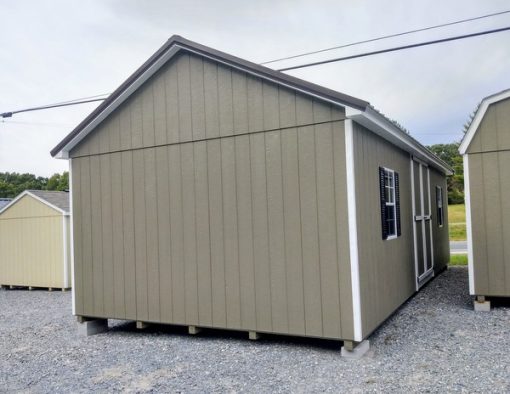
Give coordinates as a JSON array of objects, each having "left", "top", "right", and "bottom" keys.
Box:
[
  {"left": 70, "top": 53, "right": 345, "bottom": 158},
  {"left": 70, "top": 54, "right": 357, "bottom": 340},
  {"left": 353, "top": 123, "right": 416, "bottom": 337},
  {"left": 466, "top": 98, "right": 510, "bottom": 297}
]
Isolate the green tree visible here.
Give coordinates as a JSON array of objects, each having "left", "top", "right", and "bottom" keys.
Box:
[
  {"left": 0, "top": 171, "right": 69, "bottom": 198},
  {"left": 427, "top": 143, "right": 464, "bottom": 204}
]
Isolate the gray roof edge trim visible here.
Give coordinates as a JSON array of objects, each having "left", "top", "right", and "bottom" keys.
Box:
[
  {"left": 347, "top": 107, "right": 453, "bottom": 175},
  {"left": 459, "top": 88, "right": 510, "bottom": 155},
  {"left": 0, "top": 190, "right": 68, "bottom": 216},
  {"left": 52, "top": 35, "right": 369, "bottom": 158}
]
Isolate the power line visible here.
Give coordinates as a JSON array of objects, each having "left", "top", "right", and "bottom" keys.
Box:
[
  {"left": 261, "top": 9, "right": 510, "bottom": 65},
  {"left": 277, "top": 26, "right": 510, "bottom": 71},
  {"left": 0, "top": 95, "right": 109, "bottom": 119}
]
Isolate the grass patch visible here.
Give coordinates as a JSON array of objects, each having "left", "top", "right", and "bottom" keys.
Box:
[
  {"left": 448, "top": 204, "right": 466, "bottom": 241},
  {"left": 450, "top": 254, "right": 468, "bottom": 266}
]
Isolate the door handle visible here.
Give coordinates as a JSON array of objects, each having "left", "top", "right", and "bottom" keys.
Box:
[
  {"left": 414, "top": 215, "right": 423, "bottom": 221},
  {"left": 424, "top": 215, "right": 431, "bottom": 221}
]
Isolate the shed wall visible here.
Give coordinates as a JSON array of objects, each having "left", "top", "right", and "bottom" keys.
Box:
[
  {"left": 0, "top": 195, "right": 68, "bottom": 288},
  {"left": 70, "top": 53, "right": 355, "bottom": 340},
  {"left": 352, "top": 123, "right": 415, "bottom": 336},
  {"left": 465, "top": 97, "right": 510, "bottom": 296}
]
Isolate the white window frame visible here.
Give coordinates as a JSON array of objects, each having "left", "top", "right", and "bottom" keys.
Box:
[
  {"left": 383, "top": 167, "right": 398, "bottom": 240},
  {"left": 436, "top": 186, "right": 444, "bottom": 227}
]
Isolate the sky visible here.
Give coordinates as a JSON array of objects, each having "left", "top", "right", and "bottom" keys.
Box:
[{"left": 0, "top": 0, "right": 509, "bottom": 176}]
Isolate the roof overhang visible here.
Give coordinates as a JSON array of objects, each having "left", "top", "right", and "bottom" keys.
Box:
[
  {"left": 459, "top": 88, "right": 510, "bottom": 155},
  {"left": 346, "top": 106, "right": 453, "bottom": 175},
  {"left": 0, "top": 190, "right": 69, "bottom": 216},
  {"left": 51, "top": 35, "right": 451, "bottom": 175}
]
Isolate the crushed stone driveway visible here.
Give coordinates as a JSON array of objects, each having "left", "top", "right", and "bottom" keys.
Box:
[{"left": 0, "top": 266, "right": 509, "bottom": 393}]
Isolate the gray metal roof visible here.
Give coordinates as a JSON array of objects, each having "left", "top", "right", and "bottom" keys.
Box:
[{"left": 28, "top": 190, "right": 70, "bottom": 213}]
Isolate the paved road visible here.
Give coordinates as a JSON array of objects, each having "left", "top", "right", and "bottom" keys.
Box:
[{"left": 450, "top": 240, "right": 467, "bottom": 254}]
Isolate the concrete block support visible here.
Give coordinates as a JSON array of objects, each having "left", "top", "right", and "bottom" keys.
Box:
[
  {"left": 248, "top": 331, "right": 260, "bottom": 340},
  {"left": 474, "top": 296, "right": 491, "bottom": 312},
  {"left": 78, "top": 319, "right": 108, "bottom": 336},
  {"left": 341, "top": 340, "right": 370, "bottom": 359},
  {"left": 188, "top": 326, "right": 202, "bottom": 335}
]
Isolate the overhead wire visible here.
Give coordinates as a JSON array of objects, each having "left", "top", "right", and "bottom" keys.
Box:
[
  {"left": 260, "top": 9, "right": 510, "bottom": 64},
  {"left": 277, "top": 26, "right": 510, "bottom": 71}
]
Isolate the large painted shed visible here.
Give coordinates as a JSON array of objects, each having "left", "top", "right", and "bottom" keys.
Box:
[
  {"left": 0, "top": 190, "right": 71, "bottom": 290},
  {"left": 52, "top": 36, "right": 451, "bottom": 354},
  {"left": 459, "top": 88, "right": 510, "bottom": 311}
]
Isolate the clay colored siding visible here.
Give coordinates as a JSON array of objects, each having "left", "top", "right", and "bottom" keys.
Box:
[
  {"left": 429, "top": 168, "right": 449, "bottom": 274},
  {"left": 465, "top": 97, "right": 510, "bottom": 296},
  {"left": 70, "top": 53, "right": 345, "bottom": 157},
  {"left": 352, "top": 122, "right": 415, "bottom": 337},
  {"left": 466, "top": 155, "right": 510, "bottom": 296},
  {"left": 70, "top": 53, "right": 355, "bottom": 340},
  {"left": 0, "top": 195, "right": 69, "bottom": 288}
]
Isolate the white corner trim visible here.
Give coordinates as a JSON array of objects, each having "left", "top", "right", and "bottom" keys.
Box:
[
  {"left": 463, "top": 155, "right": 475, "bottom": 294},
  {"left": 69, "top": 159, "right": 76, "bottom": 314},
  {"left": 345, "top": 119, "right": 363, "bottom": 342},
  {"left": 459, "top": 89, "right": 510, "bottom": 155},
  {"left": 410, "top": 158, "right": 419, "bottom": 291}
]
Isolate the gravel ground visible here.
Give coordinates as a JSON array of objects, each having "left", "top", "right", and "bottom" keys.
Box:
[{"left": 0, "top": 266, "right": 509, "bottom": 393}]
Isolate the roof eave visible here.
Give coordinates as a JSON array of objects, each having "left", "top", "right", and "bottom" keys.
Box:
[{"left": 347, "top": 106, "right": 454, "bottom": 176}]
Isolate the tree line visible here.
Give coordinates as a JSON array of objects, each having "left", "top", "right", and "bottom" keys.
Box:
[{"left": 0, "top": 172, "right": 69, "bottom": 198}]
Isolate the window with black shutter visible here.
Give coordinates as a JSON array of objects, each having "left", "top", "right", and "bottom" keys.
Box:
[
  {"left": 436, "top": 186, "right": 444, "bottom": 227},
  {"left": 379, "top": 167, "right": 401, "bottom": 240}
]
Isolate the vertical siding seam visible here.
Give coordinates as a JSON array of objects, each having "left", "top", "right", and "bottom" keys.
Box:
[
  {"left": 219, "top": 140, "right": 227, "bottom": 326},
  {"left": 247, "top": 135, "right": 258, "bottom": 331},
  {"left": 494, "top": 108, "right": 507, "bottom": 291},
  {"left": 178, "top": 145, "right": 188, "bottom": 322},
  {"left": 481, "top": 154, "right": 490, "bottom": 291},
  {"left": 312, "top": 123, "right": 324, "bottom": 337},
  {"left": 204, "top": 142, "right": 213, "bottom": 324},
  {"left": 262, "top": 132, "right": 274, "bottom": 330},
  {"left": 108, "top": 155, "right": 115, "bottom": 315},
  {"left": 192, "top": 145, "right": 201, "bottom": 324},
  {"left": 154, "top": 149, "right": 162, "bottom": 321},
  {"left": 330, "top": 122, "right": 343, "bottom": 337},
  {"left": 233, "top": 136, "right": 243, "bottom": 326},
  {"left": 276, "top": 92, "right": 289, "bottom": 331},
  {"left": 294, "top": 100, "right": 307, "bottom": 336},
  {"left": 87, "top": 157, "right": 95, "bottom": 314},
  {"left": 130, "top": 151, "right": 139, "bottom": 318},
  {"left": 166, "top": 147, "right": 174, "bottom": 321},
  {"left": 118, "top": 154, "right": 126, "bottom": 318}
]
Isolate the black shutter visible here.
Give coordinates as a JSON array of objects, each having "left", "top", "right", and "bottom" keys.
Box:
[
  {"left": 395, "top": 172, "right": 401, "bottom": 236},
  {"left": 379, "top": 167, "right": 388, "bottom": 240}
]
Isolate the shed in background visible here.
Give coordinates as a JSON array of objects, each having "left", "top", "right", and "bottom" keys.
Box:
[
  {"left": 0, "top": 198, "right": 12, "bottom": 210},
  {"left": 0, "top": 190, "right": 71, "bottom": 291},
  {"left": 460, "top": 88, "right": 510, "bottom": 311}
]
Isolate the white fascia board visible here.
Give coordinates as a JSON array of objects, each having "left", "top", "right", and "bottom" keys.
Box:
[
  {"left": 463, "top": 154, "right": 475, "bottom": 294},
  {"left": 459, "top": 89, "right": 510, "bottom": 155},
  {"left": 344, "top": 119, "right": 363, "bottom": 342},
  {"left": 346, "top": 107, "right": 453, "bottom": 176}
]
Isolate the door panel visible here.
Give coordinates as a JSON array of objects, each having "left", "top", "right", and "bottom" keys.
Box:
[{"left": 412, "top": 158, "right": 434, "bottom": 288}]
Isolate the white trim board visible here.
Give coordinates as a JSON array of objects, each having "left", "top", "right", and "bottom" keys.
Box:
[
  {"left": 344, "top": 119, "right": 363, "bottom": 342},
  {"left": 459, "top": 89, "right": 510, "bottom": 155},
  {"left": 0, "top": 190, "right": 69, "bottom": 216},
  {"left": 69, "top": 159, "right": 76, "bottom": 314},
  {"left": 464, "top": 154, "right": 475, "bottom": 294}
]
